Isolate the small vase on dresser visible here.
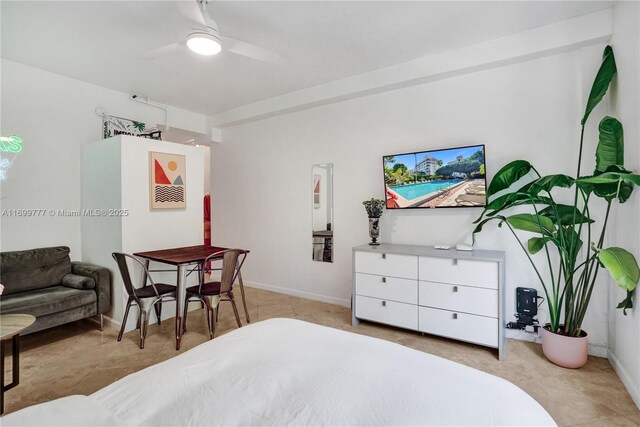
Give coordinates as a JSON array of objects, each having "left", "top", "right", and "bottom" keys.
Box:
[
  {"left": 362, "top": 198, "right": 385, "bottom": 246},
  {"left": 368, "top": 217, "right": 380, "bottom": 245}
]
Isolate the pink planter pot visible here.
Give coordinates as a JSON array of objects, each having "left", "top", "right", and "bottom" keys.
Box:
[{"left": 541, "top": 325, "right": 588, "bottom": 369}]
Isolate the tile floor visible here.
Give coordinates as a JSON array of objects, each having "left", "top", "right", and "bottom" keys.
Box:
[{"left": 3, "top": 287, "right": 640, "bottom": 426}]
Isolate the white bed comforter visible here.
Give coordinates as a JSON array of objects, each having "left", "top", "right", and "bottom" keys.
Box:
[{"left": 4, "top": 318, "right": 555, "bottom": 426}]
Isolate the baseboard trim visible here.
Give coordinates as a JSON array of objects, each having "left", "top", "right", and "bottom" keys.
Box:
[
  {"left": 504, "top": 329, "right": 607, "bottom": 357},
  {"left": 588, "top": 343, "right": 608, "bottom": 358},
  {"left": 102, "top": 315, "right": 120, "bottom": 331},
  {"left": 243, "top": 280, "right": 351, "bottom": 308},
  {"left": 608, "top": 349, "right": 640, "bottom": 409}
]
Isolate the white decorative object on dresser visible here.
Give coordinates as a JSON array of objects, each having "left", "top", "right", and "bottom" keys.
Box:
[{"left": 352, "top": 243, "right": 506, "bottom": 360}]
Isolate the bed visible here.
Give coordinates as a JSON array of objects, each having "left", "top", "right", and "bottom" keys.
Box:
[{"left": 3, "top": 318, "right": 555, "bottom": 426}]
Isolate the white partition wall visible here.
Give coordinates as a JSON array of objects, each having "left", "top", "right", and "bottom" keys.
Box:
[{"left": 81, "top": 135, "right": 205, "bottom": 331}]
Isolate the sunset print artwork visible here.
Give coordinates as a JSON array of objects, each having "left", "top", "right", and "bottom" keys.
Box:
[{"left": 149, "top": 151, "right": 186, "bottom": 209}]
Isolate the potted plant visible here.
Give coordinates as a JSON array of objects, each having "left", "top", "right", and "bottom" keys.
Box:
[
  {"left": 473, "top": 46, "right": 640, "bottom": 368},
  {"left": 363, "top": 198, "right": 386, "bottom": 246}
]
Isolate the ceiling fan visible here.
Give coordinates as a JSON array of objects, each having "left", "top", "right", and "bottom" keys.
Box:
[{"left": 142, "top": 0, "right": 287, "bottom": 64}]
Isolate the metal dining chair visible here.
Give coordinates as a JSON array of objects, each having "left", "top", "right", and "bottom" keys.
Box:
[
  {"left": 112, "top": 252, "right": 177, "bottom": 349},
  {"left": 183, "top": 249, "right": 247, "bottom": 339}
]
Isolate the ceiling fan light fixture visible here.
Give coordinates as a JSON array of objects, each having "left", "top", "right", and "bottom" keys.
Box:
[{"left": 186, "top": 32, "right": 222, "bottom": 56}]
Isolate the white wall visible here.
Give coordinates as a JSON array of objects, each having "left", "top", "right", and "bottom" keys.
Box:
[
  {"left": 0, "top": 59, "right": 206, "bottom": 258},
  {"left": 80, "top": 136, "right": 123, "bottom": 303},
  {"left": 607, "top": 1, "right": 640, "bottom": 408},
  {"left": 120, "top": 137, "right": 205, "bottom": 255},
  {"left": 210, "top": 45, "right": 622, "bottom": 353},
  {"left": 82, "top": 136, "right": 204, "bottom": 329}
]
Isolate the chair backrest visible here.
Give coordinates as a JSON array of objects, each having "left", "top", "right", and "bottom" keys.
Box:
[
  {"left": 112, "top": 252, "right": 158, "bottom": 299},
  {"left": 200, "top": 249, "right": 247, "bottom": 294}
]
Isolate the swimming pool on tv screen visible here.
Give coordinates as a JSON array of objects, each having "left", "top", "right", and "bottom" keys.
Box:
[{"left": 390, "top": 180, "right": 462, "bottom": 201}]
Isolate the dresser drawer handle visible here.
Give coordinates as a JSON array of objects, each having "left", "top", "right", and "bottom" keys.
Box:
[
  {"left": 453, "top": 286, "right": 458, "bottom": 293},
  {"left": 452, "top": 313, "right": 458, "bottom": 320},
  {"left": 382, "top": 253, "right": 386, "bottom": 259},
  {"left": 382, "top": 277, "right": 386, "bottom": 283},
  {"left": 452, "top": 259, "right": 458, "bottom": 266},
  {"left": 382, "top": 301, "right": 386, "bottom": 307}
]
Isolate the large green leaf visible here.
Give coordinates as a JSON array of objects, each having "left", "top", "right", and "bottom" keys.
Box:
[
  {"left": 581, "top": 46, "right": 617, "bottom": 125},
  {"left": 618, "top": 180, "right": 635, "bottom": 203},
  {"left": 478, "top": 189, "right": 552, "bottom": 220},
  {"left": 483, "top": 192, "right": 524, "bottom": 214},
  {"left": 527, "top": 174, "right": 574, "bottom": 196},
  {"left": 603, "top": 165, "right": 632, "bottom": 174},
  {"left": 577, "top": 172, "right": 640, "bottom": 202},
  {"left": 599, "top": 248, "right": 640, "bottom": 292},
  {"left": 576, "top": 172, "right": 640, "bottom": 186},
  {"left": 617, "top": 291, "right": 634, "bottom": 315},
  {"left": 486, "top": 160, "right": 533, "bottom": 199},
  {"left": 596, "top": 117, "right": 624, "bottom": 173},
  {"left": 560, "top": 227, "right": 583, "bottom": 261},
  {"left": 528, "top": 237, "right": 550, "bottom": 254},
  {"left": 471, "top": 215, "right": 507, "bottom": 245},
  {"left": 622, "top": 174, "right": 640, "bottom": 186},
  {"left": 539, "top": 204, "right": 593, "bottom": 226},
  {"left": 506, "top": 213, "right": 555, "bottom": 236},
  {"left": 473, "top": 215, "right": 506, "bottom": 234},
  {"left": 592, "top": 180, "right": 635, "bottom": 203}
]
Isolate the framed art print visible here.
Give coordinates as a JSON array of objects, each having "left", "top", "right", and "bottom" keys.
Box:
[{"left": 150, "top": 151, "right": 186, "bottom": 209}]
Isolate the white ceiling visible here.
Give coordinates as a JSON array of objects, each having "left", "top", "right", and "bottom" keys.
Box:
[{"left": 1, "top": 1, "right": 613, "bottom": 116}]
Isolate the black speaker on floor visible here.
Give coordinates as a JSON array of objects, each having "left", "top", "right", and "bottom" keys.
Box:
[{"left": 516, "top": 287, "right": 538, "bottom": 316}]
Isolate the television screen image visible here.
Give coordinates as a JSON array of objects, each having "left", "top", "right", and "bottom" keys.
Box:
[{"left": 383, "top": 144, "right": 486, "bottom": 209}]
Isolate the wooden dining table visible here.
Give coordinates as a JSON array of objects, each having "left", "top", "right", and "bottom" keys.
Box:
[{"left": 133, "top": 245, "right": 250, "bottom": 350}]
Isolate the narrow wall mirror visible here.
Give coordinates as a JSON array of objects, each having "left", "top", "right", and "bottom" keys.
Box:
[{"left": 312, "top": 163, "right": 333, "bottom": 263}]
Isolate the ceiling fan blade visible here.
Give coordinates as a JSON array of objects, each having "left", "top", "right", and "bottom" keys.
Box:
[
  {"left": 176, "top": 0, "right": 207, "bottom": 27},
  {"left": 142, "top": 41, "right": 184, "bottom": 60},
  {"left": 224, "top": 36, "right": 288, "bottom": 65}
]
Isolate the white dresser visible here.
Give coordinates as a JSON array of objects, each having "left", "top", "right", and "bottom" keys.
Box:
[{"left": 352, "top": 243, "right": 506, "bottom": 360}]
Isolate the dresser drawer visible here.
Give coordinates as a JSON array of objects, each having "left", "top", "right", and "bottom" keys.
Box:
[
  {"left": 355, "top": 295, "right": 418, "bottom": 330},
  {"left": 356, "top": 273, "right": 417, "bottom": 304},
  {"left": 355, "top": 251, "right": 418, "bottom": 280},
  {"left": 419, "top": 306, "right": 498, "bottom": 347},
  {"left": 419, "top": 281, "right": 498, "bottom": 318},
  {"left": 418, "top": 256, "right": 498, "bottom": 289}
]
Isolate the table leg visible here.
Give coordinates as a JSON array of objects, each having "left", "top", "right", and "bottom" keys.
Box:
[
  {"left": 1, "top": 335, "right": 21, "bottom": 415},
  {"left": 175, "top": 265, "right": 187, "bottom": 350},
  {"left": 11, "top": 335, "right": 19, "bottom": 389},
  {"left": 237, "top": 270, "right": 251, "bottom": 324}
]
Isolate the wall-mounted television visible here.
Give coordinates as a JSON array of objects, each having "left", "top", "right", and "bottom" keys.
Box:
[{"left": 383, "top": 144, "right": 486, "bottom": 209}]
